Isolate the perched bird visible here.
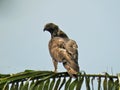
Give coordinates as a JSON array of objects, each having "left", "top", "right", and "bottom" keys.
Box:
[{"left": 43, "top": 23, "right": 79, "bottom": 77}]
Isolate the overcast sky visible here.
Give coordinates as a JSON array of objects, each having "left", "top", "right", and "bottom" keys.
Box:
[{"left": 0, "top": 0, "right": 120, "bottom": 77}]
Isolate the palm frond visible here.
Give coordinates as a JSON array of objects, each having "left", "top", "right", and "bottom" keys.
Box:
[{"left": 0, "top": 70, "right": 119, "bottom": 90}]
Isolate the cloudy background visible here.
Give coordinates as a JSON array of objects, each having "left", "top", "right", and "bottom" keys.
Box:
[{"left": 0, "top": 0, "right": 120, "bottom": 78}]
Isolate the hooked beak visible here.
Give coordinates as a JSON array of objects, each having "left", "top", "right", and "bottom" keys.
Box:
[{"left": 43, "top": 28, "right": 46, "bottom": 32}]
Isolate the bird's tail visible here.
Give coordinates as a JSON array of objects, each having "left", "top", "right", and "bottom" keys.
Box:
[{"left": 63, "top": 62, "right": 79, "bottom": 78}]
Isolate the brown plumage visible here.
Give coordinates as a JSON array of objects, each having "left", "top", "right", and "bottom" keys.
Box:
[{"left": 43, "top": 23, "right": 80, "bottom": 77}]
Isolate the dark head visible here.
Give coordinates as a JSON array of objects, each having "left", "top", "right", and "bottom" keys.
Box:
[
  {"left": 43, "top": 23, "right": 68, "bottom": 38},
  {"left": 43, "top": 23, "right": 59, "bottom": 34}
]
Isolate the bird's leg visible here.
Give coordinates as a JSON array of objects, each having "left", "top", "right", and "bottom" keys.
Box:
[{"left": 52, "top": 59, "right": 58, "bottom": 73}]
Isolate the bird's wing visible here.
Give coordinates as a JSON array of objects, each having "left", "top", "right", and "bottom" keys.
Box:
[
  {"left": 49, "top": 37, "right": 79, "bottom": 75},
  {"left": 65, "top": 39, "right": 78, "bottom": 62},
  {"left": 63, "top": 39, "right": 79, "bottom": 74},
  {"left": 49, "top": 37, "right": 66, "bottom": 62}
]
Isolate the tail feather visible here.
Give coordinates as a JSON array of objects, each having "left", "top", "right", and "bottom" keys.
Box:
[{"left": 63, "top": 62, "right": 79, "bottom": 78}]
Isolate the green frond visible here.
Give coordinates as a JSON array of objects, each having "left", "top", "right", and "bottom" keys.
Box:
[{"left": 0, "top": 70, "right": 119, "bottom": 90}]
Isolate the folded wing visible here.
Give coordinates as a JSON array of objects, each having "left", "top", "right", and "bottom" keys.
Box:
[{"left": 49, "top": 37, "right": 79, "bottom": 76}]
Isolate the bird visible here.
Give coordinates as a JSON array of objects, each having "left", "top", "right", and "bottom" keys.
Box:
[{"left": 43, "top": 23, "right": 80, "bottom": 77}]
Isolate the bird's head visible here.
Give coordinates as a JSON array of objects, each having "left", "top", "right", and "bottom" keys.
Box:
[
  {"left": 43, "top": 23, "right": 68, "bottom": 38},
  {"left": 43, "top": 23, "right": 59, "bottom": 34}
]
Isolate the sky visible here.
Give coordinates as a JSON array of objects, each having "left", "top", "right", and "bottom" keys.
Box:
[{"left": 0, "top": 0, "right": 120, "bottom": 77}]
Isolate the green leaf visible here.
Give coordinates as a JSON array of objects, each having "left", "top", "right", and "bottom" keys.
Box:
[
  {"left": 10, "top": 82, "right": 16, "bottom": 90},
  {"left": 97, "top": 77, "right": 101, "bottom": 90},
  {"left": 91, "top": 77, "right": 95, "bottom": 90},
  {"left": 108, "top": 78, "right": 114, "bottom": 90},
  {"left": 54, "top": 78, "right": 61, "bottom": 90},
  {"left": 117, "top": 73, "right": 120, "bottom": 90},
  {"left": 69, "top": 78, "right": 78, "bottom": 90},
  {"left": 43, "top": 79, "right": 50, "bottom": 90},
  {"left": 113, "top": 79, "right": 119, "bottom": 90},
  {"left": 19, "top": 81, "right": 23, "bottom": 90},
  {"left": 64, "top": 77, "right": 72, "bottom": 90},
  {"left": 49, "top": 78, "right": 55, "bottom": 90},
  {"left": 85, "top": 76, "right": 90, "bottom": 90},
  {"left": 29, "top": 80, "right": 35, "bottom": 90},
  {"left": 58, "top": 77, "right": 66, "bottom": 90},
  {"left": 36, "top": 80, "right": 45, "bottom": 90},
  {"left": 32, "top": 72, "right": 54, "bottom": 88},
  {"left": 103, "top": 77, "right": 107, "bottom": 90},
  {"left": 0, "top": 74, "right": 10, "bottom": 78},
  {"left": 32, "top": 79, "right": 45, "bottom": 90},
  {"left": 2, "top": 83, "right": 9, "bottom": 90},
  {"left": 21, "top": 80, "right": 29, "bottom": 90},
  {"left": 76, "top": 76, "right": 84, "bottom": 90},
  {"left": 0, "top": 70, "right": 119, "bottom": 90},
  {"left": 14, "top": 82, "right": 19, "bottom": 90},
  {"left": 0, "top": 83, "right": 6, "bottom": 90}
]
